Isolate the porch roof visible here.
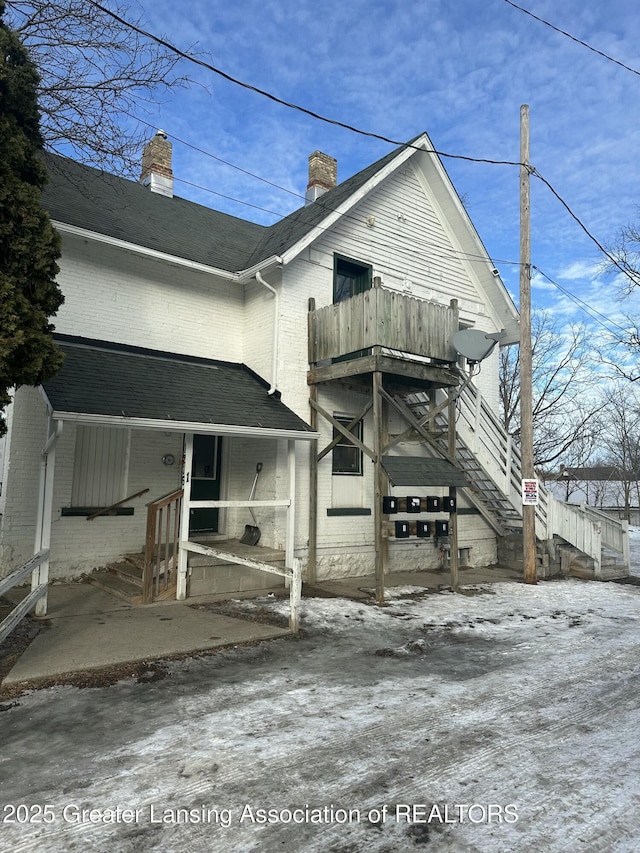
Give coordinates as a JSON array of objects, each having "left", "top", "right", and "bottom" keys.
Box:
[
  {"left": 382, "top": 456, "right": 469, "bottom": 487},
  {"left": 41, "top": 337, "right": 317, "bottom": 440}
]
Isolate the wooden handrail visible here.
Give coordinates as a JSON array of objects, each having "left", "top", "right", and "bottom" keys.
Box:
[
  {"left": 146, "top": 487, "right": 184, "bottom": 511},
  {"left": 143, "top": 489, "right": 183, "bottom": 603},
  {"left": 86, "top": 488, "right": 150, "bottom": 520}
]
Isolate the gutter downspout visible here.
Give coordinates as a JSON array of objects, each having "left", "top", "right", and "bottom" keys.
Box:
[{"left": 256, "top": 267, "right": 281, "bottom": 395}]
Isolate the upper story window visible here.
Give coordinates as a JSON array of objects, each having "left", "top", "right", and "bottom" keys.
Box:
[{"left": 333, "top": 255, "right": 372, "bottom": 304}]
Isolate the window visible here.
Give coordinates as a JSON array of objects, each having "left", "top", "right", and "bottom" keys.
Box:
[
  {"left": 332, "top": 415, "right": 363, "bottom": 475},
  {"left": 333, "top": 255, "right": 372, "bottom": 304},
  {"left": 71, "top": 425, "right": 129, "bottom": 508}
]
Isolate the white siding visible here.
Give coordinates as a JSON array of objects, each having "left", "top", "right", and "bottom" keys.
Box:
[
  {"left": 1, "top": 150, "right": 511, "bottom": 581},
  {"left": 54, "top": 234, "right": 244, "bottom": 362}
]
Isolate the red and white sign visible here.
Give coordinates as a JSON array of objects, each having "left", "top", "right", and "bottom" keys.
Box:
[{"left": 521, "top": 478, "right": 539, "bottom": 506}]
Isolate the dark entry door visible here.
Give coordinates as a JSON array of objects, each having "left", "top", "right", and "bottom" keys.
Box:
[{"left": 189, "top": 435, "right": 222, "bottom": 534}]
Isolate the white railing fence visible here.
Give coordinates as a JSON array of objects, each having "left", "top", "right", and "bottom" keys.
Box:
[{"left": 0, "top": 550, "right": 49, "bottom": 643}]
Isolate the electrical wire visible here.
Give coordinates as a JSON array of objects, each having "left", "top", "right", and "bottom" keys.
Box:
[
  {"left": 85, "top": 5, "right": 640, "bottom": 294},
  {"left": 86, "top": 0, "right": 522, "bottom": 168},
  {"left": 503, "top": 0, "right": 640, "bottom": 78},
  {"left": 531, "top": 168, "right": 640, "bottom": 285},
  {"left": 533, "top": 266, "right": 632, "bottom": 338}
]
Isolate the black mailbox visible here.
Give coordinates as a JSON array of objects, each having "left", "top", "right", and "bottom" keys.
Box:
[
  {"left": 417, "top": 520, "right": 431, "bottom": 538},
  {"left": 383, "top": 496, "right": 398, "bottom": 514},
  {"left": 406, "top": 496, "right": 422, "bottom": 513},
  {"left": 426, "top": 496, "right": 441, "bottom": 512},
  {"left": 442, "top": 496, "right": 457, "bottom": 512},
  {"left": 395, "top": 521, "right": 410, "bottom": 538},
  {"left": 435, "top": 520, "right": 449, "bottom": 537}
]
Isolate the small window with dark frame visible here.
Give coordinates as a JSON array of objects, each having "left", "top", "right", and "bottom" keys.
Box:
[
  {"left": 333, "top": 255, "right": 372, "bottom": 304},
  {"left": 332, "top": 415, "right": 363, "bottom": 475}
]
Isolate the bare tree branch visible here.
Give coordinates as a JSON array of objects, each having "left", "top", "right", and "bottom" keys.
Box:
[
  {"left": 5, "top": 0, "right": 199, "bottom": 176},
  {"left": 499, "top": 309, "right": 604, "bottom": 468}
]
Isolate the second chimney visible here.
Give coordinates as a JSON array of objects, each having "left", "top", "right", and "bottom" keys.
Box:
[
  {"left": 140, "top": 129, "right": 174, "bottom": 198},
  {"left": 305, "top": 151, "right": 337, "bottom": 204}
]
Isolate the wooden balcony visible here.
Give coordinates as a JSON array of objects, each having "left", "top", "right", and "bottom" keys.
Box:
[{"left": 308, "top": 286, "right": 459, "bottom": 388}]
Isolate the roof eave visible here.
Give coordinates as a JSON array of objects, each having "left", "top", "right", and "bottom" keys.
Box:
[
  {"left": 53, "top": 221, "right": 241, "bottom": 282},
  {"left": 48, "top": 408, "right": 318, "bottom": 442}
]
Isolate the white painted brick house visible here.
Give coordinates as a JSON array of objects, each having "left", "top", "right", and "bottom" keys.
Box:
[{"left": 4, "top": 130, "right": 621, "bottom": 609}]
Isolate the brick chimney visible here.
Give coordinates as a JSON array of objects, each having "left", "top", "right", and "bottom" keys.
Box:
[
  {"left": 140, "top": 129, "right": 174, "bottom": 197},
  {"left": 305, "top": 150, "right": 337, "bottom": 204}
]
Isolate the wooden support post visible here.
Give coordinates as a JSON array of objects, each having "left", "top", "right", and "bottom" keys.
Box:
[
  {"left": 33, "top": 418, "right": 61, "bottom": 617},
  {"left": 286, "top": 439, "right": 296, "bottom": 573},
  {"left": 373, "top": 370, "right": 385, "bottom": 603},
  {"left": 448, "top": 393, "right": 459, "bottom": 592},
  {"left": 177, "top": 432, "right": 193, "bottom": 600},
  {"left": 308, "top": 384, "right": 318, "bottom": 584},
  {"left": 289, "top": 557, "right": 302, "bottom": 634}
]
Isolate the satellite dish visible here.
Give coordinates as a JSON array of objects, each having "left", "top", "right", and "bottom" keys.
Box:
[{"left": 452, "top": 329, "right": 505, "bottom": 363}]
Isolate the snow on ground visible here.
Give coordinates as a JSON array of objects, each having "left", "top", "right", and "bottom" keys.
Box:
[{"left": 3, "top": 551, "right": 640, "bottom": 851}]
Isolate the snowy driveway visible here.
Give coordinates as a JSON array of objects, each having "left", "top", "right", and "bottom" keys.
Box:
[{"left": 1, "top": 578, "right": 640, "bottom": 852}]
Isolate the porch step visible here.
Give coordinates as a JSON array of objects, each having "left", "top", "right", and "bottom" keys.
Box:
[
  {"left": 87, "top": 570, "right": 143, "bottom": 604},
  {"left": 108, "top": 557, "right": 143, "bottom": 587}
]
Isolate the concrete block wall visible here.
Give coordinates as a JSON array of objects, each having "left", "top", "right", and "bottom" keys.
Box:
[{"left": 189, "top": 561, "right": 284, "bottom": 597}]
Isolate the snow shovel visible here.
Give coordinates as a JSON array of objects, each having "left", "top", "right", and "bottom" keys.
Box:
[{"left": 240, "top": 463, "right": 263, "bottom": 545}]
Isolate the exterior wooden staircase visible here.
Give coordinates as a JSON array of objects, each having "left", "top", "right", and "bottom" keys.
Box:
[
  {"left": 87, "top": 488, "right": 183, "bottom": 604},
  {"left": 400, "top": 379, "right": 630, "bottom": 580},
  {"left": 88, "top": 552, "right": 177, "bottom": 604}
]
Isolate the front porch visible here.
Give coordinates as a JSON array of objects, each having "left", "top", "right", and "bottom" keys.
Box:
[
  {"left": 89, "top": 538, "right": 288, "bottom": 603},
  {"left": 0, "top": 337, "right": 318, "bottom": 645}
]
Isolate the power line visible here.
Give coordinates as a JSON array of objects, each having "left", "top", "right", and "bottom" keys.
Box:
[
  {"left": 88, "top": 5, "right": 640, "bottom": 292},
  {"left": 87, "top": 0, "right": 522, "bottom": 169},
  {"left": 503, "top": 0, "right": 640, "bottom": 78},
  {"left": 125, "top": 110, "right": 515, "bottom": 270},
  {"left": 533, "top": 266, "right": 631, "bottom": 337},
  {"left": 531, "top": 167, "right": 640, "bottom": 286}
]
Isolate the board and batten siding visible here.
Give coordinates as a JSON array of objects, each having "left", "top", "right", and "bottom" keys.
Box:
[{"left": 71, "top": 425, "right": 129, "bottom": 507}]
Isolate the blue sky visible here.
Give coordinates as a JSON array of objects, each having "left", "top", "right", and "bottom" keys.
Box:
[{"left": 127, "top": 0, "right": 640, "bottom": 334}]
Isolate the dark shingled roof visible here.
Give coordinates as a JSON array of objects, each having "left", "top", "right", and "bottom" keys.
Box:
[
  {"left": 41, "top": 141, "right": 413, "bottom": 272},
  {"left": 43, "top": 337, "right": 313, "bottom": 435},
  {"left": 382, "top": 456, "right": 469, "bottom": 487},
  {"left": 41, "top": 154, "right": 267, "bottom": 272}
]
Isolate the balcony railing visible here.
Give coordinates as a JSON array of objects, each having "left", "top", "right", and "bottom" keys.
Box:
[{"left": 308, "top": 285, "right": 459, "bottom": 365}]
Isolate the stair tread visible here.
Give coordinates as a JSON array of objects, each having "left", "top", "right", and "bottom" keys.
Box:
[
  {"left": 88, "top": 571, "right": 142, "bottom": 604},
  {"left": 106, "top": 560, "right": 143, "bottom": 586}
]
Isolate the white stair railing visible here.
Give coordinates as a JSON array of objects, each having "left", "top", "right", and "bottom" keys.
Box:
[{"left": 451, "top": 383, "right": 627, "bottom": 566}]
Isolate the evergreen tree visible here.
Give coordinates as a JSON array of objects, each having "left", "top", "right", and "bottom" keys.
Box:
[{"left": 0, "top": 0, "right": 63, "bottom": 437}]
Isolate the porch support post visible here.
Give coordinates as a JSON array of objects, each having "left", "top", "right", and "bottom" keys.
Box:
[
  {"left": 373, "top": 369, "right": 386, "bottom": 603},
  {"left": 308, "top": 384, "right": 318, "bottom": 584},
  {"left": 33, "top": 418, "right": 62, "bottom": 617},
  {"left": 286, "top": 439, "right": 296, "bottom": 571},
  {"left": 289, "top": 557, "right": 302, "bottom": 634},
  {"left": 448, "top": 391, "right": 460, "bottom": 592},
  {"left": 177, "top": 432, "right": 193, "bottom": 600}
]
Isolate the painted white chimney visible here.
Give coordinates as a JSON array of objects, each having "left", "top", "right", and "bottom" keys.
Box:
[
  {"left": 140, "top": 129, "right": 174, "bottom": 197},
  {"left": 305, "top": 150, "right": 337, "bottom": 204}
]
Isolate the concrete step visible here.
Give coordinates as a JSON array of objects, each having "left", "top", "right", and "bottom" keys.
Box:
[
  {"left": 87, "top": 571, "right": 143, "bottom": 604},
  {"left": 107, "top": 559, "right": 143, "bottom": 587}
]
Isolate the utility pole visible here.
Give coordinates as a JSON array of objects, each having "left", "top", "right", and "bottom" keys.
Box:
[{"left": 520, "top": 104, "right": 537, "bottom": 584}]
